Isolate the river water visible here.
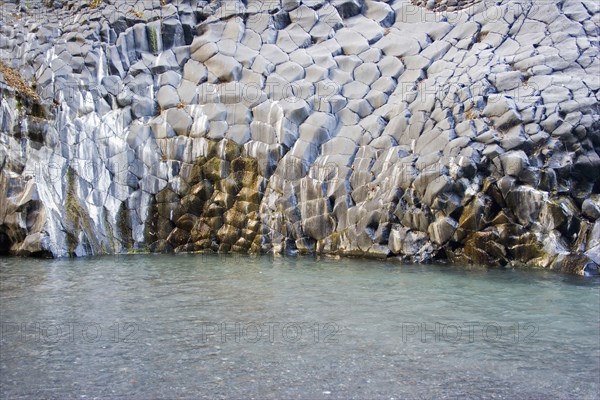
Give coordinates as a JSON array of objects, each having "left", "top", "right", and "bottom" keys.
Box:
[{"left": 1, "top": 254, "right": 599, "bottom": 399}]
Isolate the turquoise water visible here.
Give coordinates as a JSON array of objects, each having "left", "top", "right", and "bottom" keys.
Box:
[{"left": 1, "top": 254, "right": 599, "bottom": 399}]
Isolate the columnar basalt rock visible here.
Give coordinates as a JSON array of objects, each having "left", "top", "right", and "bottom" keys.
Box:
[{"left": 0, "top": 0, "right": 598, "bottom": 275}]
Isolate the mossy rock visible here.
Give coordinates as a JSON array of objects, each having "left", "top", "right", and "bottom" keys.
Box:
[
  {"left": 156, "top": 188, "right": 180, "bottom": 203},
  {"left": 157, "top": 216, "right": 176, "bottom": 239},
  {"left": 144, "top": 203, "right": 175, "bottom": 242},
  {"left": 543, "top": 199, "right": 568, "bottom": 230},
  {"left": 149, "top": 239, "right": 173, "bottom": 253},
  {"left": 218, "top": 243, "right": 232, "bottom": 253},
  {"left": 240, "top": 227, "right": 258, "bottom": 241},
  {"left": 246, "top": 219, "right": 261, "bottom": 232},
  {"left": 231, "top": 156, "right": 258, "bottom": 173},
  {"left": 224, "top": 209, "right": 247, "bottom": 228},
  {"left": 193, "top": 239, "right": 212, "bottom": 251},
  {"left": 205, "top": 140, "right": 220, "bottom": 159},
  {"left": 317, "top": 231, "right": 341, "bottom": 253},
  {"left": 459, "top": 194, "right": 492, "bottom": 232},
  {"left": 249, "top": 241, "right": 262, "bottom": 254},
  {"left": 482, "top": 178, "right": 506, "bottom": 209},
  {"left": 64, "top": 167, "right": 99, "bottom": 253},
  {"left": 156, "top": 201, "right": 181, "bottom": 220},
  {"left": 175, "top": 213, "right": 198, "bottom": 231},
  {"left": 204, "top": 216, "right": 224, "bottom": 230},
  {"left": 202, "top": 203, "right": 227, "bottom": 218},
  {"left": 296, "top": 236, "right": 316, "bottom": 254},
  {"left": 553, "top": 197, "right": 581, "bottom": 240},
  {"left": 233, "top": 170, "right": 260, "bottom": 188},
  {"left": 237, "top": 187, "right": 260, "bottom": 203},
  {"left": 231, "top": 241, "right": 252, "bottom": 252},
  {"left": 202, "top": 157, "right": 229, "bottom": 181},
  {"left": 170, "top": 178, "right": 191, "bottom": 197},
  {"left": 190, "top": 222, "right": 212, "bottom": 242},
  {"left": 205, "top": 202, "right": 226, "bottom": 218},
  {"left": 216, "top": 175, "right": 242, "bottom": 195},
  {"left": 116, "top": 202, "right": 133, "bottom": 250},
  {"left": 183, "top": 157, "right": 207, "bottom": 185},
  {"left": 180, "top": 194, "right": 204, "bottom": 216},
  {"left": 204, "top": 139, "right": 241, "bottom": 161},
  {"left": 464, "top": 229, "right": 507, "bottom": 267},
  {"left": 175, "top": 243, "right": 197, "bottom": 253},
  {"left": 507, "top": 232, "right": 545, "bottom": 262},
  {"left": 190, "top": 179, "right": 214, "bottom": 201},
  {"left": 212, "top": 191, "right": 235, "bottom": 209},
  {"left": 550, "top": 254, "right": 599, "bottom": 275},
  {"left": 218, "top": 139, "right": 241, "bottom": 161},
  {"left": 489, "top": 211, "right": 511, "bottom": 226},
  {"left": 496, "top": 223, "right": 527, "bottom": 243},
  {"left": 233, "top": 200, "right": 259, "bottom": 214},
  {"left": 167, "top": 227, "right": 190, "bottom": 247},
  {"left": 217, "top": 224, "right": 241, "bottom": 245}
]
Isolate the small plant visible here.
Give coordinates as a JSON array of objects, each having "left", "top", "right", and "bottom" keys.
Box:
[
  {"left": 0, "top": 60, "right": 39, "bottom": 102},
  {"left": 89, "top": 0, "right": 102, "bottom": 9},
  {"left": 129, "top": 9, "right": 143, "bottom": 18},
  {"left": 465, "top": 109, "right": 477, "bottom": 120},
  {"left": 148, "top": 26, "right": 158, "bottom": 53}
]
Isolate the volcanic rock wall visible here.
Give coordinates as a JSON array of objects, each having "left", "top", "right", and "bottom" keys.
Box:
[{"left": 0, "top": 0, "right": 599, "bottom": 274}]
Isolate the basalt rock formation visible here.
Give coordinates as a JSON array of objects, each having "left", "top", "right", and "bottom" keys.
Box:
[{"left": 0, "top": 0, "right": 599, "bottom": 274}]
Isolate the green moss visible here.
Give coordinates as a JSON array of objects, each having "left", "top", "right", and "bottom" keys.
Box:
[
  {"left": 117, "top": 202, "right": 133, "bottom": 251},
  {"left": 89, "top": 0, "right": 103, "bottom": 9},
  {"left": 148, "top": 26, "right": 159, "bottom": 54},
  {"left": 64, "top": 167, "right": 99, "bottom": 255},
  {"left": 104, "top": 207, "right": 114, "bottom": 249},
  {"left": 231, "top": 157, "right": 258, "bottom": 174},
  {"left": 65, "top": 168, "right": 80, "bottom": 254},
  {"left": 222, "top": 140, "right": 241, "bottom": 161},
  {"left": 202, "top": 157, "right": 229, "bottom": 182},
  {"left": 143, "top": 197, "right": 159, "bottom": 244}
]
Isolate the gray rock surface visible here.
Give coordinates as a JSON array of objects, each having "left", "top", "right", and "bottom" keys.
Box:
[{"left": 0, "top": 0, "right": 598, "bottom": 275}]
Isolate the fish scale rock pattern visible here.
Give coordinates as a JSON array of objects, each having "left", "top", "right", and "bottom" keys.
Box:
[{"left": 0, "top": 0, "right": 599, "bottom": 274}]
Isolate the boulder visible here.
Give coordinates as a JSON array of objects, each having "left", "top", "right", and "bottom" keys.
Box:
[
  {"left": 302, "top": 214, "right": 335, "bottom": 240},
  {"left": 332, "top": 0, "right": 364, "bottom": 18},
  {"left": 500, "top": 150, "right": 529, "bottom": 177},
  {"left": 205, "top": 54, "right": 242, "bottom": 82},
  {"left": 505, "top": 186, "right": 547, "bottom": 227},
  {"left": 428, "top": 217, "right": 458, "bottom": 245},
  {"left": 156, "top": 85, "right": 179, "bottom": 110},
  {"left": 583, "top": 196, "right": 600, "bottom": 220}
]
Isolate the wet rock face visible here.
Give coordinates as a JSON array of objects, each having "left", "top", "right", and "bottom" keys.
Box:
[{"left": 0, "top": 0, "right": 599, "bottom": 274}]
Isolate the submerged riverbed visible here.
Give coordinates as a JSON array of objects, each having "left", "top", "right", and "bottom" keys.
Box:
[{"left": 1, "top": 254, "right": 599, "bottom": 399}]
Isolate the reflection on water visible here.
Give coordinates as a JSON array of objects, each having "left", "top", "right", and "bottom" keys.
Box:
[{"left": 1, "top": 254, "right": 599, "bottom": 399}]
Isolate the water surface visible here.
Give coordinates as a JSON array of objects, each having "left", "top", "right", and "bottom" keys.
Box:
[{"left": 1, "top": 254, "right": 599, "bottom": 399}]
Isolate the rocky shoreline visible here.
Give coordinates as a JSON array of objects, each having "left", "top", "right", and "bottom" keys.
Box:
[{"left": 0, "top": 0, "right": 599, "bottom": 275}]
